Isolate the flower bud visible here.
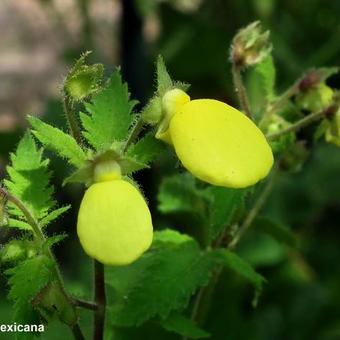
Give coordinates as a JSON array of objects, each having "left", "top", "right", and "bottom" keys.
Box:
[
  {"left": 156, "top": 89, "right": 273, "bottom": 188},
  {"left": 231, "top": 21, "right": 272, "bottom": 68},
  {"left": 64, "top": 52, "right": 103, "bottom": 101},
  {"left": 296, "top": 83, "right": 334, "bottom": 113}
]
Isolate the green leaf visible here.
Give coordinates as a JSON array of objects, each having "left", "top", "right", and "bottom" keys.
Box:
[
  {"left": 212, "top": 248, "right": 265, "bottom": 303},
  {"left": 28, "top": 116, "right": 86, "bottom": 168},
  {"left": 106, "top": 229, "right": 216, "bottom": 327},
  {"left": 159, "top": 313, "right": 210, "bottom": 339},
  {"left": 43, "top": 234, "right": 67, "bottom": 249},
  {"left": 5, "top": 255, "right": 54, "bottom": 324},
  {"left": 158, "top": 174, "right": 208, "bottom": 216},
  {"left": 126, "top": 133, "right": 165, "bottom": 166},
  {"left": 205, "top": 186, "right": 246, "bottom": 242},
  {"left": 80, "top": 70, "right": 138, "bottom": 150},
  {"left": 252, "top": 216, "right": 297, "bottom": 247},
  {"left": 4, "top": 133, "right": 55, "bottom": 222},
  {"left": 39, "top": 205, "right": 71, "bottom": 228},
  {"left": 157, "top": 55, "right": 173, "bottom": 96},
  {"left": 255, "top": 55, "right": 276, "bottom": 102},
  {"left": 8, "top": 218, "right": 31, "bottom": 230}
]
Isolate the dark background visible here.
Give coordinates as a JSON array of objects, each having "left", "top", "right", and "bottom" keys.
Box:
[{"left": 1, "top": 0, "right": 340, "bottom": 339}]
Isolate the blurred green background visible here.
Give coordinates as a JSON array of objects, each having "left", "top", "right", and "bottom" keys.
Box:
[{"left": 1, "top": 0, "right": 340, "bottom": 339}]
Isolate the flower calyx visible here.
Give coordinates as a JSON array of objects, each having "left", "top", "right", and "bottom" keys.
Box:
[{"left": 64, "top": 146, "right": 148, "bottom": 187}]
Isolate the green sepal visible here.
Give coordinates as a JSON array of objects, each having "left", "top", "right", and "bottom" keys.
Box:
[
  {"left": 142, "top": 56, "right": 190, "bottom": 125},
  {"left": 64, "top": 145, "right": 149, "bottom": 186}
]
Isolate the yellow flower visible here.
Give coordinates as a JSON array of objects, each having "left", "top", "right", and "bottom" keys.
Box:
[
  {"left": 157, "top": 89, "right": 273, "bottom": 188},
  {"left": 77, "top": 164, "right": 153, "bottom": 265}
]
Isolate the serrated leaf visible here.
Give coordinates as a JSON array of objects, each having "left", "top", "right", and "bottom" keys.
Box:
[
  {"left": 205, "top": 186, "right": 246, "bottom": 242},
  {"left": 5, "top": 255, "right": 54, "bottom": 324},
  {"left": 159, "top": 313, "right": 210, "bottom": 339},
  {"left": 157, "top": 55, "right": 173, "bottom": 96},
  {"left": 212, "top": 248, "right": 265, "bottom": 299},
  {"left": 157, "top": 174, "right": 208, "bottom": 216},
  {"left": 39, "top": 206, "right": 71, "bottom": 228},
  {"left": 28, "top": 116, "right": 86, "bottom": 168},
  {"left": 126, "top": 133, "right": 165, "bottom": 165},
  {"left": 7, "top": 218, "right": 31, "bottom": 230},
  {"left": 80, "top": 70, "right": 138, "bottom": 150},
  {"left": 43, "top": 234, "right": 67, "bottom": 249},
  {"left": 4, "top": 133, "right": 55, "bottom": 222},
  {"left": 252, "top": 216, "right": 297, "bottom": 247},
  {"left": 255, "top": 55, "right": 276, "bottom": 102},
  {"left": 106, "top": 229, "right": 216, "bottom": 327}
]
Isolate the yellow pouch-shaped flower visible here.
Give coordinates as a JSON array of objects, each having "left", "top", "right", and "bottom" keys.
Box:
[
  {"left": 158, "top": 90, "right": 273, "bottom": 188},
  {"left": 77, "top": 179, "right": 153, "bottom": 265}
]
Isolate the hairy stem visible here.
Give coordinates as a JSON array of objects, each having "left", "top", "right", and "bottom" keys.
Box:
[
  {"left": 0, "top": 188, "right": 85, "bottom": 340},
  {"left": 260, "top": 84, "right": 299, "bottom": 126},
  {"left": 63, "top": 94, "right": 83, "bottom": 144},
  {"left": 228, "top": 174, "right": 276, "bottom": 249},
  {"left": 93, "top": 260, "right": 106, "bottom": 340},
  {"left": 123, "top": 116, "right": 144, "bottom": 152},
  {"left": 231, "top": 63, "right": 252, "bottom": 118},
  {"left": 266, "top": 108, "right": 330, "bottom": 141}
]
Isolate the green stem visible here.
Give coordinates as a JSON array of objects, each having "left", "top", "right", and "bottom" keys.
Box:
[
  {"left": 0, "top": 188, "right": 85, "bottom": 340},
  {"left": 231, "top": 63, "right": 252, "bottom": 118},
  {"left": 228, "top": 174, "right": 275, "bottom": 249},
  {"left": 260, "top": 84, "right": 299, "bottom": 126},
  {"left": 266, "top": 109, "right": 326, "bottom": 141},
  {"left": 123, "top": 116, "right": 144, "bottom": 152},
  {"left": 63, "top": 94, "right": 83, "bottom": 144},
  {"left": 4, "top": 190, "right": 44, "bottom": 244},
  {"left": 93, "top": 260, "right": 106, "bottom": 340}
]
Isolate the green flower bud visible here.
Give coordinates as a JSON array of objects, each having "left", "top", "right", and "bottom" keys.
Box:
[
  {"left": 231, "top": 21, "right": 272, "bottom": 68},
  {"left": 64, "top": 52, "right": 104, "bottom": 101},
  {"left": 265, "top": 115, "right": 295, "bottom": 154},
  {"left": 296, "top": 83, "right": 334, "bottom": 113}
]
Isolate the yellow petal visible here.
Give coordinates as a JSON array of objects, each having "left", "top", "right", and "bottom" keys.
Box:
[
  {"left": 169, "top": 99, "right": 274, "bottom": 188},
  {"left": 77, "top": 180, "right": 153, "bottom": 265}
]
